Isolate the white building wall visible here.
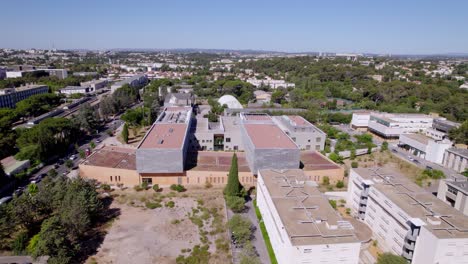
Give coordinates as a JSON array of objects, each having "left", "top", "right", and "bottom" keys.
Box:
[
  {"left": 412, "top": 227, "right": 468, "bottom": 264},
  {"left": 351, "top": 113, "right": 371, "bottom": 128},
  {"left": 257, "top": 173, "right": 360, "bottom": 264}
]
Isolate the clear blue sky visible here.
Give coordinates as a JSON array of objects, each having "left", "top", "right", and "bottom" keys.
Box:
[{"left": 1, "top": 0, "right": 467, "bottom": 54}]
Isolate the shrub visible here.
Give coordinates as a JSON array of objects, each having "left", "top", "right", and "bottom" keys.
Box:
[
  {"left": 329, "top": 200, "right": 337, "bottom": 209},
  {"left": 228, "top": 214, "right": 252, "bottom": 245},
  {"left": 351, "top": 161, "right": 358, "bottom": 168},
  {"left": 226, "top": 195, "right": 245, "bottom": 213},
  {"left": 101, "top": 184, "right": 111, "bottom": 191},
  {"left": 171, "top": 219, "right": 181, "bottom": 224},
  {"left": 376, "top": 253, "right": 407, "bottom": 264},
  {"left": 145, "top": 201, "right": 161, "bottom": 209},
  {"left": 322, "top": 176, "right": 330, "bottom": 186},
  {"left": 204, "top": 181, "right": 213, "bottom": 189},
  {"left": 215, "top": 238, "right": 229, "bottom": 253},
  {"left": 165, "top": 201, "right": 175, "bottom": 208},
  {"left": 170, "top": 184, "right": 186, "bottom": 192},
  {"left": 12, "top": 231, "right": 28, "bottom": 254},
  {"left": 134, "top": 185, "right": 144, "bottom": 192},
  {"left": 346, "top": 208, "right": 351, "bottom": 215},
  {"left": 141, "top": 181, "right": 148, "bottom": 190},
  {"left": 381, "top": 141, "right": 389, "bottom": 152},
  {"left": 152, "top": 184, "right": 160, "bottom": 192},
  {"left": 336, "top": 180, "right": 345, "bottom": 188}
]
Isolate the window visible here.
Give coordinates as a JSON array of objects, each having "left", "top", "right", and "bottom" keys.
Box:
[
  {"left": 292, "top": 137, "right": 296, "bottom": 142},
  {"left": 226, "top": 138, "right": 231, "bottom": 142},
  {"left": 308, "top": 139, "right": 311, "bottom": 142},
  {"left": 316, "top": 137, "right": 321, "bottom": 142},
  {"left": 234, "top": 146, "right": 238, "bottom": 150},
  {"left": 118, "top": 176, "right": 121, "bottom": 181},
  {"left": 110, "top": 176, "right": 113, "bottom": 182}
]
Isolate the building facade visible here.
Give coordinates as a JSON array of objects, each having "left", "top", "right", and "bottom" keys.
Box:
[
  {"left": 110, "top": 74, "right": 148, "bottom": 93},
  {"left": 257, "top": 169, "right": 360, "bottom": 264},
  {"left": 442, "top": 148, "right": 468, "bottom": 173},
  {"left": 347, "top": 167, "right": 468, "bottom": 263},
  {"left": 0, "top": 85, "right": 49, "bottom": 108},
  {"left": 273, "top": 115, "right": 326, "bottom": 151},
  {"left": 437, "top": 179, "right": 468, "bottom": 216},
  {"left": 398, "top": 133, "right": 452, "bottom": 164}
]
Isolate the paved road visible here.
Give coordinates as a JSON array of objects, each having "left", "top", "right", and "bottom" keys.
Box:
[{"left": 227, "top": 199, "right": 271, "bottom": 264}]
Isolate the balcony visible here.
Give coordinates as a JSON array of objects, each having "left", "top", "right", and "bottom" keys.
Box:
[
  {"left": 362, "top": 189, "right": 369, "bottom": 197},
  {"left": 404, "top": 241, "right": 415, "bottom": 250},
  {"left": 359, "top": 206, "right": 367, "bottom": 212},
  {"left": 405, "top": 231, "right": 417, "bottom": 242},
  {"left": 359, "top": 197, "right": 368, "bottom": 205},
  {"left": 402, "top": 251, "right": 413, "bottom": 260}
]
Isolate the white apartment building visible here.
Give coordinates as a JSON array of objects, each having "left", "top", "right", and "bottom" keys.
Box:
[
  {"left": 246, "top": 78, "right": 295, "bottom": 89},
  {"left": 437, "top": 179, "right": 468, "bottom": 216},
  {"left": 257, "top": 169, "right": 361, "bottom": 264},
  {"left": 347, "top": 167, "right": 468, "bottom": 263},
  {"left": 59, "top": 86, "right": 92, "bottom": 96},
  {"left": 398, "top": 133, "right": 452, "bottom": 164},
  {"left": 351, "top": 112, "right": 433, "bottom": 139}
]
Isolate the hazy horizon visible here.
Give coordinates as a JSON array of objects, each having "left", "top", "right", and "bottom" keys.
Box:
[{"left": 1, "top": 0, "right": 468, "bottom": 54}]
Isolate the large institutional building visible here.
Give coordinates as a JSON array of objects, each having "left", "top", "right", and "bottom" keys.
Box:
[
  {"left": 80, "top": 108, "right": 343, "bottom": 187},
  {"left": 347, "top": 167, "right": 468, "bottom": 263},
  {"left": 257, "top": 169, "right": 361, "bottom": 264}
]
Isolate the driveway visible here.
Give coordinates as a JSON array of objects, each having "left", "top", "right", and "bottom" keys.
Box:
[{"left": 227, "top": 198, "right": 271, "bottom": 264}]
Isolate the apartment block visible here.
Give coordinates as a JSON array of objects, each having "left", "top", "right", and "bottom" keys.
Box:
[
  {"left": 437, "top": 179, "right": 468, "bottom": 216},
  {"left": 257, "top": 169, "right": 360, "bottom": 264},
  {"left": 273, "top": 115, "right": 326, "bottom": 151},
  {"left": 80, "top": 79, "right": 108, "bottom": 91},
  {"left": 347, "top": 167, "right": 468, "bottom": 263},
  {"left": 0, "top": 84, "right": 49, "bottom": 108},
  {"left": 443, "top": 148, "right": 468, "bottom": 173},
  {"left": 240, "top": 113, "right": 300, "bottom": 174}
]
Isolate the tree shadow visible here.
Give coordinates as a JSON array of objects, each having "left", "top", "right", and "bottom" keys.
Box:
[{"left": 74, "top": 196, "right": 121, "bottom": 263}]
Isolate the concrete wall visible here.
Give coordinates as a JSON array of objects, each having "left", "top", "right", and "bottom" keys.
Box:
[
  {"left": 223, "top": 130, "right": 244, "bottom": 151},
  {"left": 79, "top": 164, "right": 141, "bottom": 186},
  {"left": 253, "top": 148, "right": 300, "bottom": 174},
  {"left": 136, "top": 149, "right": 184, "bottom": 173},
  {"left": 437, "top": 181, "right": 468, "bottom": 216},
  {"left": 443, "top": 150, "right": 468, "bottom": 173}
]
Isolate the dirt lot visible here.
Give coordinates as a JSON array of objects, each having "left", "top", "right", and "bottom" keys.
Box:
[{"left": 88, "top": 186, "right": 230, "bottom": 264}]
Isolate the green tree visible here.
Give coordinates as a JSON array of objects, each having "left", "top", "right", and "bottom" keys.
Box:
[
  {"left": 73, "top": 103, "right": 99, "bottom": 134},
  {"left": 449, "top": 121, "right": 468, "bottom": 145},
  {"left": 122, "top": 123, "right": 129, "bottom": 144},
  {"left": 228, "top": 214, "right": 252, "bottom": 245},
  {"left": 376, "top": 253, "right": 407, "bottom": 264},
  {"left": 224, "top": 153, "right": 242, "bottom": 197},
  {"left": 65, "top": 159, "right": 73, "bottom": 169},
  {"left": 328, "top": 152, "right": 343, "bottom": 164},
  {"left": 381, "top": 141, "right": 389, "bottom": 152},
  {"left": 239, "top": 241, "right": 261, "bottom": 264}
]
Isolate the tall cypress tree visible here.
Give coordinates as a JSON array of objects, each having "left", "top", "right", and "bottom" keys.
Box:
[
  {"left": 122, "top": 123, "right": 129, "bottom": 144},
  {"left": 224, "top": 153, "right": 241, "bottom": 196}
]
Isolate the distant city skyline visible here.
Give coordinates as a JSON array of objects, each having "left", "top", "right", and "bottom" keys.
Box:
[{"left": 1, "top": 0, "right": 468, "bottom": 54}]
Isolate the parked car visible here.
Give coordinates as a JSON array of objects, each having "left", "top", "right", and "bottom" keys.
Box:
[
  {"left": 426, "top": 166, "right": 433, "bottom": 170},
  {"left": 391, "top": 149, "right": 398, "bottom": 153},
  {"left": 13, "top": 187, "right": 24, "bottom": 196},
  {"left": 0, "top": 196, "right": 12, "bottom": 205},
  {"left": 69, "top": 155, "right": 77, "bottom": 160},
  {"left": 412, "top": 159, "right": 420, "bottom": 164}
]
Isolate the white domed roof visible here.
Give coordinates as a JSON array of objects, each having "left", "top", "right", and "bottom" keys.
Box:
[{"left": 218, "top": 95, "right": 243, "bottom": 109}]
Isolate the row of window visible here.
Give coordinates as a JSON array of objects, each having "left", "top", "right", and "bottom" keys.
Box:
[{"left": 109, "top": 175, "right": 121, "bottom": 182}]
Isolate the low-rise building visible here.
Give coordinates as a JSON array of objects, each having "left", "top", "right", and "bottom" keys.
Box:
[
  {"left": 442, "top": 148, "right": 468, "bottom": 173},
  {"left": 240, "top": 113, "right": 300, "bottom": 174},
  {"left": 257, "top": 169, "right": 360, "bottom": 264},
  {"left": 246, "top": 78, "right": 295, "bottom": 89},
  {"left": 80, "top": 79, "right": 108, "bottom": 91},
  {"left": 164, "top": 93, "right": 195, "bottom": 107},
  {"left": 73, "top": 72, "right": 98, "bottom": 77},
  {"left": 0, "top": 84, "right": 49, "bottom": 108},
  {"left": 59, "top": 86, "right": 92, "bottom": 95},
  {"left": 351, "top": 112, "right": 433, "bottom": 139},
  {"left": 191, "top": 115, "right": 244, "bottom": 152},
  {"left": 437, "top": 179, "right": 468, "bottom": 216},
  {"left": 110, "top": 74, "right": 148, "bottom": 93},
  {"left": 347, "top": 167, "right": 468, "bottom": 263},
  {"left": 398, "top": 133, "right": 452, "bottom": 164},
  {"left": 1, "top": 156, "right": 30, "bottom": 176},
  {"left": 273, "top": 115, "right": 326, "bottom": 151}
]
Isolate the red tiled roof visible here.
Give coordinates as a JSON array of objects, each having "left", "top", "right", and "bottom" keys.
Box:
[
  {"left": 244, "top": 124, "right": 297, "bottom": 149},
  {"left": 83, "top": 146, "right": 136, "bottom": 170},
  {"left": 301, "top": 151, "right": 340, "bottom": 170},
  {"left": 287, "top": 115, "right": 311, "bottom": 127},
  {"left": 139, "top": 123, "right": 187, "bottom": 149}
]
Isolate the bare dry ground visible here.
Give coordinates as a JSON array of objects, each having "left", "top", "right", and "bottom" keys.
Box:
[{"left": 87, "top": 186, "right": 231, "bottom": 264}]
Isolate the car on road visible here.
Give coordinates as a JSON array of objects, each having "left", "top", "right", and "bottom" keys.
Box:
[
  {"left": 13, "top": 187, "right": 24, "bottom": 196},
  {"left": 95, "top": 139, "right": 101, "bottom": 143},
  {"left": 0, "top": 196, "right": 12, "bottom": 205},
  {"left": 426, "top": 166, "right": 433, "bottom": 170},
  {"left": 391, "top": 149, "right": 398, "bottom": 153},
  {"left": 412, "top": 159, "right": 420, "bottom": 164},
  {"left": 69, "top": 155, "right": 77, "bottom": 160}
]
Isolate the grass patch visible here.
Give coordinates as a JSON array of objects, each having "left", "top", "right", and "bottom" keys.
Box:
[{"left": 253, "top": 200, "right": 278, "bottom": 264}]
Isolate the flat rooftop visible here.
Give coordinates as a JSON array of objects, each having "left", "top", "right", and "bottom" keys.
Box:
[
  {"left": 243, "top": 123, "right": 297, "bottom": 149},
  {"left": 301, "top": 151, "right": 341, "bottom": 171},
  {"left": 139, "top": 123, "right": 187, "bottom": 149},
  {"left": 259, "top": 169, "right": 359, "bottom": 246},
  {"left": 353, "top": 167, "right": 468, "bottom": 239},
  {"left": 446, "top": 180, "right": 468, "bottom": 194},
  {"left": 286, "top": 115, "right": 312, "bottom": 127},
  {"left": 186, "top": 151, "right": 250, "bottom": 172},
  {"left": 400, "top": 133, "right": 429, "bottom": 145},
  {"left": 82, "top": 146, "right": 136, "bottom": 170},
  {"left": 447, "top": 148, "right": 468, "bottom": 158}
]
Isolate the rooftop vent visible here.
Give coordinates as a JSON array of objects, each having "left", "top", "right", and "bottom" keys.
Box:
[
  {"left": 158, "top": 139, "right": 164, "bottom": 144},
  {"left": 169, "top": 128, "right": 174, "bottom": 133}
]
